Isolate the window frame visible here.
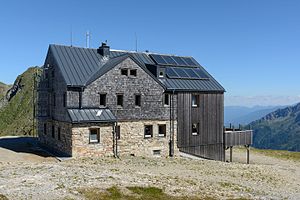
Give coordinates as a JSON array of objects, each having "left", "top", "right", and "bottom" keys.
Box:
[
  {"left": 130, "top": 69, "right": 137, "bottom": 77},
  {"left": 99, "top": 93, "right": 107, "bottom": 107},
  {"left": 192, "top": 94, "right": 199, "bottom": 107},
  {"left": 144, "top": 125, "right": 153, "bottom": 139},
  {"left": 63, "top": 92, "right": 66, "bottom": 107},
  {"left": 53, "top": 93, "right": 56, "bottom": 107},
  {"left": 121, "top": 69, "right": 128, "bottom": 76},
  {"left": 159, "top": 70, "right": 164, "bottom": 78},
  {"left": 57, "top": 127, "right": 61, "bottom": 140},
  {"left": 192, "top": 123, "right": 199, "bottom": 136},
  {"left": 44, "top": 123, "right": 47, "bottom": 135},
  {"left": 117, "top": 94, "right": 124, "bottom": 107},
  {"left": 52, "top": 125, "right": 55, "bottom": 138},
  {"left": 89, "top": 128, "right": 100, "bottom": 144},
  {"left": 164, "top": 93, "right": 170, "bottom": 106},
  {"left": 158, "top": 124, "right": 166, "bottom": 137},
  {"left": 135, "top": 94, "right": 141, "bottom": 107}
]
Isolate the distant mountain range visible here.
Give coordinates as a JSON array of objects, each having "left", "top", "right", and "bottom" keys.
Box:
[
  {"left": 225, "top": 105, "right": 285, "bottom": 126},
  {"left": 249, "top": 103, "right": 300, "bottom": 152}
]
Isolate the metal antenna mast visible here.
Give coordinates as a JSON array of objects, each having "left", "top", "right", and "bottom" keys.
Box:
[
  {"left": 135, "top": 32, "right": 138, "bottom": 52},
  {"left": 86, "top": 30, "right": 90, "bottom": 48},
  {"left": 70, "top": 26, "right": 73, "bottom": 47}
]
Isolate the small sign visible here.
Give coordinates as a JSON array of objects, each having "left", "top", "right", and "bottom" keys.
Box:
[{"left": 96, "top": 110, "right": 103, "bottom": 117}]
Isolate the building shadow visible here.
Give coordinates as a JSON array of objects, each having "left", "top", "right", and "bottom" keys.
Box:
[{"left": 0, "top": 136, "right": 53, "bottom": 158}]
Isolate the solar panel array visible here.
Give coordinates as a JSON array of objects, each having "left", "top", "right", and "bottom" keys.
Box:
[
  {"left": 166, "top": 67, "right": 209, "bottom": 80},
  {"left": 150, "top": 54, "right": 198, "bottom": 67}
]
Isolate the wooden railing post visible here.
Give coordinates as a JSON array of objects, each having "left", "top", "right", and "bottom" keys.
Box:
[{"left": 230, "top": 146, "right": 233, "bottom": 162}]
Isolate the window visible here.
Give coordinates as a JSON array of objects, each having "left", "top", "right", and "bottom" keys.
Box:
[
  {"left": 63, "top": 92, "right": 66, "bottom": 107},
  {"left": 159, "top": 71, "right": 164, "bottom": 78},
  {"left": 116, "top": 125, "right": 121, "bottom": 140},
  {"left": 192, "top": 94, "right": 199, "bottom": 107},
  {"left": 192, "top": 123, "right": 199, "bottom": 135},
  {"left": 89, "top": 128, "right": 100, "bottom": 143},
  {"left": 121, "top": 69, "right": 128, "bottom": 76},
  {"left": 135, "top": 94, "right": 141, "bottom": 107},
  {"left": 53, "top": 93, "right": 56, "bottom": 107},
  {"left": 51, "top": 69, "right": 55, "bottom": 77},
  {"left": 144, "top": 125, "right": 153, "bottom": 138},
  {"left": 130, "top": 69, "right": 137, "bottom": 76},
  {"left": 52, "top": 125, "right": 55, "bottom": 138},
  {"left": 100, "top": 93, "right": 107, "bottom": 107},
  {"left": 158, "top": 124, "right": 166, "bottom": 137},
  {"left": 44, "top": 123, "right": 47, "bottom": 135},
  {"left": 57, "top": 127, "right": 61, "bottom": 141},
  {"left": 153, "top": 150, "right": 161, "bottom": 155},
  {"left": 164, "top": 94, "right": 170, "bottom": 106},
  {"left": 117, "top": 94, "right": 123, "bottom": 107}
]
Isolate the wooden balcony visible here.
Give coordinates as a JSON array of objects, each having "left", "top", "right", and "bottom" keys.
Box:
[{"left": 225, "top": 130, "right": 253, "bottom": 147}]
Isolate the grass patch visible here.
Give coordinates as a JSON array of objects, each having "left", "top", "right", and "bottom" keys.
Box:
[
  {"left": 0, "top": 194, "right": 9, "bottom": 200},
  {"left": 252, "top": 148, "right": 300, "bottom": 161},
  {"left": 78, "top": 186, "right": 211, "bottom": 200}
]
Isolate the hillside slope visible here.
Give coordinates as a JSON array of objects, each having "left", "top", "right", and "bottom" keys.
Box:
[
  {"left": 250, "top": 102, "right": 300, "bottom": 151},
  {"left": 0, "top": 67, "right": 40, "bottom": 136},
  {"left": 0, "top": 82, "right": 10, "bottom": 99}
]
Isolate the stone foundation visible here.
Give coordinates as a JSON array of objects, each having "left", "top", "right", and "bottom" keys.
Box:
[
  {"left": 117, "top": 120, "right": 179, "bottom": 157},
  {"left": 39, "top": 120, "right": 179, "bottom": 158},
  {"left": 71, "top": 123, "right": 114, "bottom": 157}
]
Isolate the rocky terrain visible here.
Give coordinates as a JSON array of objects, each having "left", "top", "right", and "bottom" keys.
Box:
[{"left": 0, "top": 136, "right": 299, "bottom": 200}]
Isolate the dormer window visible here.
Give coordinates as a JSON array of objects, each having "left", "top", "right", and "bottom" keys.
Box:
[{"left": 159, "top": 71, "right": 164, "bottom": 78}]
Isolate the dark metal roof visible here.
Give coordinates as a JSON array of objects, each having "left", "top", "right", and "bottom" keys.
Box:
[
  {"left": 67, "top": 108, "right": 116, "bottom": 123},
  {"left": 48, "top": 44, "right": 224, "bottom": 92}
]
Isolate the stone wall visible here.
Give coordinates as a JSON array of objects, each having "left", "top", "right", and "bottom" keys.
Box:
[
  {"left": 71, "top": 123, "right": 114, "bottom": 157},
  {"left": 82, "top": 57, "right": 177, "bottom": 121},
  {"left": 69, "top": 120, "right": 179, "bottom": 158},
  {"left": 38, "top": 120, "right": 72, "bottom": 156},
  {"left": 117, "top": 120, "right": 179, "bottom": 157}
]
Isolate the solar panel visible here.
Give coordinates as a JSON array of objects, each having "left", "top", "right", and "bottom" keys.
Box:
[
  {"left": 182, "top": 57, "right": 197, "bottom": 66},
  {"left": 150, "top": 54, "right": 198, "bottom": 67},
  {"left": 161, "top": 55, "right": 177, "bottom": 65},
  {"left": 172, "top": 56, "right": 188, "bottom": 66},
  {"left": 173, "top": 68, "right": 189, "bottom": 78},
  {"left": 166, "top": 68, "right": 179, "bottom": 78},
  {"left": 184, "top": 68, "right": 199, "bottom": 79},
  {"left": 150, "top": 54, "right": 168, "bottom": 65},
  {"left": 194, "top": 68, "right": 209, "bottom": 79}
]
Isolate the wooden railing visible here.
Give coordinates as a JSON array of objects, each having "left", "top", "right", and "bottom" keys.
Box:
[{"left": 224, "top": 130, "right": 253, "bottom": 147}]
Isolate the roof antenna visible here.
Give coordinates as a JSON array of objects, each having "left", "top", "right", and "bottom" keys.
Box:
[
  {"left": 135, "top": 32, "right": 138, "bottom": 52},
  {"left": 70, "top": 25, "right": 73, "bottom": 47},
  {"left": 86, "top": 30, "right": 90, "bottom": 48}
]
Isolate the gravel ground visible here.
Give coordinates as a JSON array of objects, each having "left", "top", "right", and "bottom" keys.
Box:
[{"left": 0, "top": 137, "right": 299, "bottom": 200}]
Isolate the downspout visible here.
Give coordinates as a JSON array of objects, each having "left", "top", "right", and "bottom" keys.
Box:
[{"left": 169, "top": 90, "right": 175, "bottom": 157}]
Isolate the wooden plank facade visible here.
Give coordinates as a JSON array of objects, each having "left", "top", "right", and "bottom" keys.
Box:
[
  {"left": 177, "top": 92, "right": 225, "bottom": 161},
  {"left": 225, "top": 130, "right": 253, "bottom": 147}
]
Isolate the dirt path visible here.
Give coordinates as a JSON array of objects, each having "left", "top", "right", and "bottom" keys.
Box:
[{"left": 0, "top": 137, "right": 299, "bottom": 200}]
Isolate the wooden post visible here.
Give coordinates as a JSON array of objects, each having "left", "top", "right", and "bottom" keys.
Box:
[
  {"left": 230, "top": 146, "right": 233, "bottom": 162},
  {"left": 246, "top": 145, "right": 250, "bottom": 164}
]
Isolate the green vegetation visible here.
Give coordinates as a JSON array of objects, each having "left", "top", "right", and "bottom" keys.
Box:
[
  {"left": 251, "top": 148, "right": 300, "bottom": 161},
  {"left": 0, "top": 67, "right": 41, "bottom": 136},
  {"left": 0, "top": 81, "right": 10, "bottom": 99},
  {"left": 0, "top": 194, "right": 9, "bottom": 200},
  {"left": 78, "top": 186, "right": 210, "bottom": 200},
  {"left": 250, "top": 103, "right": 300, "bottom": 152}
]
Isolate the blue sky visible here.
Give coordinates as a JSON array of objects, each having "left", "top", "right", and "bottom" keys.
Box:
[{"left": 0, "top": 0, "right": 300, "bottom": 106}]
